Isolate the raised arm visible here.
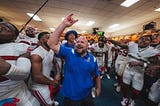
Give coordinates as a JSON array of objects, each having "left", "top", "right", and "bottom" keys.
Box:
[
  {"left": 47, "top": 14, "right": 78, "bottom": 54},
  {"left": 107, "top": 39, "right": 128, "bottom": 49}
]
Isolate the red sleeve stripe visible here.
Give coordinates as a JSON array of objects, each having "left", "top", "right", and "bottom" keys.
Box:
[
  {"left": 0, "top": 56, "right": 18, "bottom": 60},
  {"left": 19, "top": 41, "right": 30, "bottom": 45},
  {"left": 31, "top": 43, "right": 38, "bottom": 46}
]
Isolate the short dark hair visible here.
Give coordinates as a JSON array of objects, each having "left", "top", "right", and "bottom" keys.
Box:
[
  {"left": 140, "top": 34, "right": 152, "bottom": 42},
  {"left": 143, "top": 22, "right": 156, "bottom": 31},
  {"left": 65, "top": 30, "right": 78, "bottom": 40},
  {"left": 38, "top": 32, "right": 49, "bottom": 40}
]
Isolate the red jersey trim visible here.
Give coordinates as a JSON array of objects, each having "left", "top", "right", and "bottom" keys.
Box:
[{"left": 0, "top": 56, "right": 18, "bottom": 60}]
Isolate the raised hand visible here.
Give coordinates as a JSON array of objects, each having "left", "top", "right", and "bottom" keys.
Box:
[
  {"left": 54, "top": 74, "right": 61, "bottom": 82},
  {"left": 62, "top": 14, "right": 78, "bottom": 27}
]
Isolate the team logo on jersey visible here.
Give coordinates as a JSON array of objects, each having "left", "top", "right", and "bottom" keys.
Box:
[{"left": 86, "top": 57, "right": 90, "bottom": 62}]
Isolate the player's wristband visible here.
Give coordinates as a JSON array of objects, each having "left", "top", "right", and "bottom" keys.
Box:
[{"left": 5, "top": 57, "right": 31, "bottom": 80}]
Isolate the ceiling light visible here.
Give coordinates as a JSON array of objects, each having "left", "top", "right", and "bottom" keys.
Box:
[
  {"left": 86, "top": 21, "right": 95, "bottom": 26},
  {"left": 120, "top": 0, "right": 140, "bottom": 7},
  {"left": 66, "top": 28, "right": 72, "bottom": 31},
  {"left": 82, "top": 31, "right": 86, "bottom": 34},
  {"left": 155, "top": 8, "right": 160, "bottom": 12},
  {"left": 49, "top": 28, "right": 55, "bottom": 31},
  {"left": 27, "top": 13, "right": 42, "bottom": 21},
  {"left": 62, "top": 17, "right": 65, "bottom": 21},
  {"left": 109, "top": 24, "right": 120, "bottom": 29}
]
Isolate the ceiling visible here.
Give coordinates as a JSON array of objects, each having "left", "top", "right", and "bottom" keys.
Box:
[{"left": 0, "top": 0, "right": 160, "bottom": 36}]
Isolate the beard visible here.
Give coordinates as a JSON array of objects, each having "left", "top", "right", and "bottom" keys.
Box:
[
  {"left": 98, "top": 43, "right": 104, "bottom": 48},
  {"left": 26, "top": 34, "right": 35, "bottom": 38},
  {"left": 44, "top": 42, "right": 50, "bottom": 49},
  {"left": 75, "top": 48, "right": 87, "bottom": 56},
  {"left": 0, "top": 33, "right": 16, "bottom": 44}
]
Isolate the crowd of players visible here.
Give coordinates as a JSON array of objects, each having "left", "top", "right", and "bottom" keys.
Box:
[
  {"left": 88, "top": 26, "right": 160, "bottom": 106},
  {"left": 0, "top": 15, "right": 160, "bottom": 106}
]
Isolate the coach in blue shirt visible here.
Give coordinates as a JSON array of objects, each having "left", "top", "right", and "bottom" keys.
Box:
[{"left": 48, "top": 14, "right": 101, "bottom": 106}]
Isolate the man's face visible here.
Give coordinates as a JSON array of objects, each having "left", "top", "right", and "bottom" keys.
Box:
[
  {"left": 75, "top": 36, "right": 88, "bottom": 55},
  {"left": 98, "top": 41, "right": 104, "bottom": 48},
  {"left": 138, "top": 36, "right": 151, "bottom": 48},
  {"left": 25, "top": 27, "right": 36, "bottom": 37},
  {"left": 40, "top": 34, "right": 50, "bottom": 48},
  {"left": 0, "top": 22, "right": 17, "bottom": 44},
  {"left": 67, "top": 33, "right": 76, "bottom": 42},
  {"left": 152, "top": 35, "right": 160, "bottom": 45}
]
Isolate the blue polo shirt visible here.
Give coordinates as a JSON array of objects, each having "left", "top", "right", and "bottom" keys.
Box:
[
  {"left": 57, "top": 45, "right": 100, "bottom": 100},
  {"left": 62, "top": 42, "right": 75, "bottom": 49}
]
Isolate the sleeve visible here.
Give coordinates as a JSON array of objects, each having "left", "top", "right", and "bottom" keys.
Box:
[
  {"left": 31, "top": 47, "right": 45, "bottom": 59},
  {"left": 15, "top": 43, "right": 29, "bottom": 54},
  {"left": 4, "top": 57, "right": 31, "bottom": 80},
  {"left": 56, "top": 45, "right": 72, "bottom": 58},
  {"left": 128, "top": 42, "right": 138, "bottom": 54},
  {"left": 151, "top": 49, "right": 160, "bottom": 57}
]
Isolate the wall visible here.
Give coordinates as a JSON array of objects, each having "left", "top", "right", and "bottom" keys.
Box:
[{"left": 109, "top": 17, "right": 160, "bottom": 37}]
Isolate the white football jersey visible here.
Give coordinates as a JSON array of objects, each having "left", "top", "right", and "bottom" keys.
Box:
[
  {"left": 0, "top": 43, "right": 28, "bottom": 86},
  {"left": 0, "top": 43, "right": 40, "bottom": 106},
  {"left": 30, "top": 46, "right": 55, "bottom": 105},
  {"left": 31, "top": 46, "right": 54, "bottom": 90},
  {"left": 128, "top": 42, "right": 159, "bottom": 63},
  {"left": 116, "top": 47, "right": 128, "bottom": 63},
  {"left": 15, "top": 34, "right": 39, "bottom": 51},
  {"left": 92, "top": 43, "right": 108, "bottom": 67}
]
